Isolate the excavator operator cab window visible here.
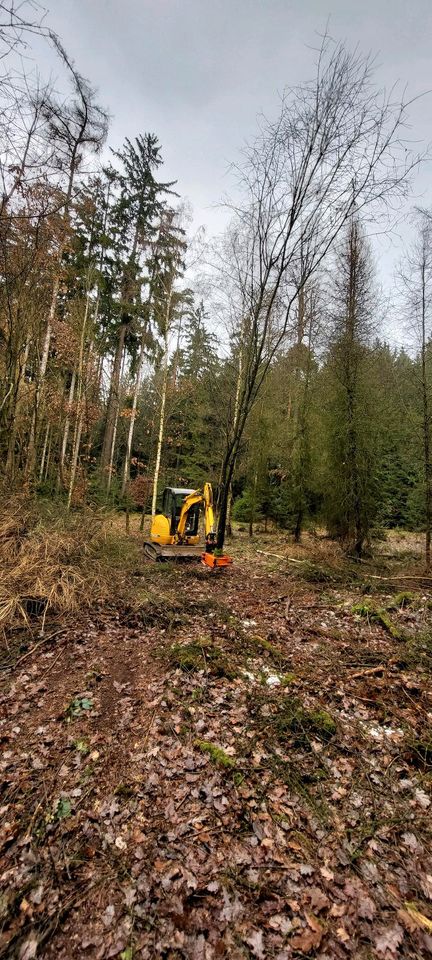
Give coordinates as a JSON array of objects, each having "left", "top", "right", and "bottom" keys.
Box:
[{"left": 162, "top": 487, "right": 200, "bottom": 537}]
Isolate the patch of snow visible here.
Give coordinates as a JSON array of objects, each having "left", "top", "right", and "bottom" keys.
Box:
[
  {"left": 266, "top": 674, "right": 281, "bottom": 686},
  {"left": 361, "top": 722, "right": 404, "bottom": 741},
  {"left": 242, "top": 671, "right": 256, "bottom": 682},
  {"left": 261, "top": 665, "right": 284, "bottom": 686}
]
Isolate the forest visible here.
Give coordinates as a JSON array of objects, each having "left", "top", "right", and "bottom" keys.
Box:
[
  {"left": 2, "top": 4, "right": 432, "bottom": 960},
  {"left": 0, "top": 4, "right": 431, "bottom": 562}
]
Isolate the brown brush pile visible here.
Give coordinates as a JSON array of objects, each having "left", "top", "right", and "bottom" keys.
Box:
[{"left": 0, "top": 496, "right": 140, "bottom": 641}]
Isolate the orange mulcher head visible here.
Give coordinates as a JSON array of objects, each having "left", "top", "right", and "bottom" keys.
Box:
[{"left": 201, "top": 552, "right": 233, "bottom": 569}]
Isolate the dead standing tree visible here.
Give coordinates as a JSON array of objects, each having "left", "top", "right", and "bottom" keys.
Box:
[{"left": 214, "top": 35, "right": 424, "bottom": 549}]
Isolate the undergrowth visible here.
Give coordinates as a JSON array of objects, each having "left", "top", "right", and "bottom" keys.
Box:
[
  {"left": 0, "top": 495, "right": 143, "bottom": 641},
  {"left": 248, "top": 689, "right": 337, "bottom": 745}
]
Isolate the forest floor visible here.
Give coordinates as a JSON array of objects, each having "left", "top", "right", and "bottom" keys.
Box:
[{"left": 1, "top": 521, "right": 432, "bottom": 960}]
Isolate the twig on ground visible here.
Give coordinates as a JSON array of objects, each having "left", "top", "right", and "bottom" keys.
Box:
[
  {"left": 256, "top": 550, "right": 306, "bottom": 563},
  {"left": 350, "top": 660, "right": 397, "bottom": 680},
  {"left": 13, "top": 628, "right": 68, "bottom": 667},
  {"left": 369, "top": 574, "right": 432, "bottom": 582}
]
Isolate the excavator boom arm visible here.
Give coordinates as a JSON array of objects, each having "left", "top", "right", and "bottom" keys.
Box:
[{"left": 177, "top": 482, "right": 215, "bottom": 542}]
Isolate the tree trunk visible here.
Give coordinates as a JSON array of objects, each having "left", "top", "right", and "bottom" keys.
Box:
[
  {"left": 216, "top": 449, "right": 237, "bottom": 550},
  {"left": 44, "top": 429, "right": 53, "bottom": 483},
  {"left": 38, "top": 421, "right": 50, "bottom": 483},
  {"left": 26, "top": 151, "right": 79, "bottom": 480},
  {"left": 26, "top": 274, "right": 61, "bottom": 476},
  {"left": 66, "top": 287, "right": 94, "bottom": 507},
  {"left": 107, "top": 400, "right": 120, "bottom": 494},
  {"left": 67, "top": 411, "right": 83, "bottom": 509},
  {"left": 6, "top": 337, "right": 30, "bottom": 479},
  {"left": 420, "top": 260, "right": 432, "bottom": 570},
  {"left": 151, "top": 294, "right": 171, "bottom": 516},
  {"left": 249, "top": 470, "right": 258, "bottom": 538},
  {"left": 60, "top": 370, "right": 76, "bottom": 468},
  {"left": 101, "top": 323, "right": 127, "bottom": 484},
  {"left": 293, "top": 292, "right": 315, "bottom": 543},
  {"left": 225, "top": 484, "right": 234, "bottom": 536},
  {"left": 121, "top": 329, "right": 146, "bottom": 495}
]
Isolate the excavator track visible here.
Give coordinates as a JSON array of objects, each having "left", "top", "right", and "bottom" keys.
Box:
[{"left": 143, "top": 541, "right": 162, "bottom": 561}]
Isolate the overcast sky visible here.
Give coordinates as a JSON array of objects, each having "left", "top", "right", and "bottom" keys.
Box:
[{"left": 35, "top": 0, "right": 432, "bottom": 339}]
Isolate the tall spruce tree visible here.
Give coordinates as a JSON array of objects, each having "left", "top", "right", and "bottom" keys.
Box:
[
  {"left": 323, "top": 219, "right": 378, "bottom": 557},
  {"left": 100, "top": 135, "right": 174, "bottom": 487}
]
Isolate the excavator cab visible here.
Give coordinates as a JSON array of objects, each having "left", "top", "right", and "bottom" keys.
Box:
[
  {"left": 161, "top": 488, "right": 200, "bottom": 539},
  {"left": 145, "top": 487, "right": 202, "bottom": 559}
]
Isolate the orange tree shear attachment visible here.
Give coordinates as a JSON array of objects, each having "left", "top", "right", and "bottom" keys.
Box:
[{"left": 201, "top": 552, "right": 233, "bottom": 569}]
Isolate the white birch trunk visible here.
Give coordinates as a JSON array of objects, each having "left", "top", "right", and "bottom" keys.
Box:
[
  {"left": 60, "top": 369, "right": 76, "bottom": 473},
  {"left": 26, "top": 274, "right": 60, "bottom": 474},
  {"left": 39, "top": 422, "right": 50, "bottom": 482},
  {"left": 151, "top": 295, "right": 171, "bottom": 517},
  {"left": 67, "top": 411, "right": 83, "bottom": 510}
]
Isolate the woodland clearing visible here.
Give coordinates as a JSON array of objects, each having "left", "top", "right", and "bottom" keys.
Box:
[
  {"left": 1, "top": 518, "right": 432, "bottom": 959},
  {"left": 1, "top": 7, "right": 432, "bottom": 958}
]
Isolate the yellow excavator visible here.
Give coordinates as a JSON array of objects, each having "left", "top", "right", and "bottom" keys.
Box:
[{"left": 144, "top": 482, "right": 232, "bottom": 568}]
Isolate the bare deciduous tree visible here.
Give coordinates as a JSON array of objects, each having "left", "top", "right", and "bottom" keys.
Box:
[
  {"left": 213, "top": 34, "right": 424, "bottom": 548},
  {"left": 25, "top": 42, "right": 108, "bottom": 476}
]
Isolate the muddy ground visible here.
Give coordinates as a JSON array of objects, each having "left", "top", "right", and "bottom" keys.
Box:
[{"left": 1, "top": 528, "right": 432, "bottom": 959}]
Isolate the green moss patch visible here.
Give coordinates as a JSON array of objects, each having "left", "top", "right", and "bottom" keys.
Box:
[
  {"left": 386, "top": 591, "right": 417, "bottom": 610},
  {"left": 247, "top": 634, "right": 287, "bottom": 665},
  {"left": 194, "top": 740, "right": 236, "bottom": 768},
  {"left": 167, "top": 640, "right": 238, "bottom": 679},
  {"left": 352, "top": 602, "right": 402, "bottom": 639}
]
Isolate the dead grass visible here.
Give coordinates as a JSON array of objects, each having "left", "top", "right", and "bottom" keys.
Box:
[{"left": 0, "top": 496, "right": 143, "bottom": 641}]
